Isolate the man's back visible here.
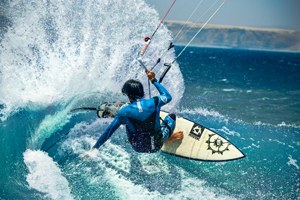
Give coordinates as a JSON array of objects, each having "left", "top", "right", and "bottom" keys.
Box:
[{"left": 93, "top": 79, "right": 171, "bottom": 149}]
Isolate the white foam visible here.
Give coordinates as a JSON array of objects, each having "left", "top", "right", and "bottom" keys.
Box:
[
  {"left": 268, "top": 139, "right": 285, "bottom": 146},
  {"left": 56, "top": 120, "right": 235, "bottom": 200},
  {"left": 23, "top": 149, "right": 73, "bottom": 200},
  {"left": 61, "top": 121, "right": 235, "bottom": 199},
  {"left": 0, "top": 0, "right": 184, "bottom": 120},
  {"left": 253, "top": 121, "right": 300, "bottom": 129},
  {"left": 178, "top": 107, "right": 229, "bottom": 123},
  {"left": 277, "top": 122, "right": 300, "bottom": 129},
  {"left": 223, "top": 89, "right": 237, "bottom": 92},
  {"left": 216, "top": 126, "right": 241, "bottom": 137},
  {"left": 100, "top": 142, "right": 132, "bottom": 173},
  {"left": 105, "top": 165, "right": 236, "bottom": 200},
  {"left": 287, "top": 155, "right": 299, "bottom": 170},
  {"left": 1, "top": 0, "right": 185, "bottom": 154},
  {"left": 138, "top": 154, "right": 170, "bottom": 174},
  {"left": 29, "top": 109, "right": 72, "bottom": 149},
  {"left": 251, "top": 143, "right": 260, "bottom": 148}
]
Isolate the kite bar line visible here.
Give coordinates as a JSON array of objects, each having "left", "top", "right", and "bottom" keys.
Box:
[
  {"left": 174, "top": 0, "right": 219, "bottom": 44},
  {"left": 151, "top": 0, "right": 219, "bottom": 71},
  {"left": 140, "top": 0, "right": 176, "bottom": 56},
  {"left": 155, "top": 0, "right": 227, "bottom": 84},
  {"left": 138, "top": 56, "right": 152, "bottom": 98},
  {"left": 151, "top": 0, "right": 176, "bottom": 38},
  {"left": 137, "top": 57, "right": 152, "bottom": 98},
  {"left": 137, "top": 57, "right": 149, "bottom": 72},
  {"left": 139, "top": 0, "right": 226, "bottom": 93},
  {"left": 140, "top": 40, "right": 150, "bottom": 55},
  {"left": 151, "top": 42, "right": 174, "bottom": 71},
  {"left": 158, "top": 63, "right": 171, "bottom": 83},
  {"left": 172, "top": 0, "right": 227, "bottom": 64},
  {"left": 172, "top": 0, "right": 204, "bottom": 42},
  {"left": 139, "top": 0, "right": 176, "bottom": 98}
]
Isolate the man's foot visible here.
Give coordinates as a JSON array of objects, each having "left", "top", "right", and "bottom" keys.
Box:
[{"left": 164, "top": 130, "right": 184, "bottom": 145}]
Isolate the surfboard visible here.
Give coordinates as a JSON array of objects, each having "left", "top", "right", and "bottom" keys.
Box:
[
  {"left": 83, "top": 102, "right": 245, "bottom": 162},
  {"left": 159, "top": 111, "right": 245, "bottom": 162}
]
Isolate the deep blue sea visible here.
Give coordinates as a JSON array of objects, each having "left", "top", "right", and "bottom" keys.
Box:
[{"left": 1, "top": 0, "right": 300, "bottom": 199}]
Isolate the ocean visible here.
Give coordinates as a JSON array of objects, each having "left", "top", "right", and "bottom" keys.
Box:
[{"left": 0, "top": 0, "right": 299, "bottom": 199}]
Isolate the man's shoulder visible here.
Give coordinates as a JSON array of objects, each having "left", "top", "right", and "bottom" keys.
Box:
[{"left": 116, "top": 103, "right": 132, "bottom": 116}]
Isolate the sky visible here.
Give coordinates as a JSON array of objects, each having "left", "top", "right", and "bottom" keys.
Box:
[{"left": 144, "top": 0, "right": 300, "bottom": 30}]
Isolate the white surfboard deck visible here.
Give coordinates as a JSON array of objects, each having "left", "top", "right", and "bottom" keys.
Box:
[{"left": 160, "top": 111, "right": 245, "bottom": 162}]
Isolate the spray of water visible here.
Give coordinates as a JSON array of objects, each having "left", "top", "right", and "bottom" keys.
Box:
[
  {"left": 0, "top": 0, "right": 184, "bottom": 149},
  {"left": 0, "top": 0, "right": 184, "bottom": 121}
]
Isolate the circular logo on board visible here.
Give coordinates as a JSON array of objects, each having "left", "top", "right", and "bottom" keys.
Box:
[{"left": 206, "top": 134, "right": 230, "bottom": 155}]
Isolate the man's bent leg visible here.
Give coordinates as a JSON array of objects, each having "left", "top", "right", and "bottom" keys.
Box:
[
  {"left": 164, "top": 130, "right": 183, "bottom": 145},
  {"left": 161, "top": 114, "right": 183, "bottom": 144}
]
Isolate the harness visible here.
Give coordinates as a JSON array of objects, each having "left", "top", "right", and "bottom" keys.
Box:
[{"left": 127, "top": 97, "right": 167, "bottom": 153}]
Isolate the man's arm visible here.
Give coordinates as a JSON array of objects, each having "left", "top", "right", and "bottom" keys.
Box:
[
  {"left": 93, "top": 116, "right": 123, "bottom": 148},
  {"left": 146, "top": 69, "right": 172, "bottom": 107},
  {"left": 81, "top": 116, "right": 123, "bottom": 159}
]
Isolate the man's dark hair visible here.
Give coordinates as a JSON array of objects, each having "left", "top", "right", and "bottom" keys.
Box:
[{"left": 122, "top": 79, "right": 144, "bottom": 100}]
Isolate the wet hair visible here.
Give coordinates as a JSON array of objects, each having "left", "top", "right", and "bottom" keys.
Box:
[{"left": 122, "top": 79, "right": 144, "bottom": 100}]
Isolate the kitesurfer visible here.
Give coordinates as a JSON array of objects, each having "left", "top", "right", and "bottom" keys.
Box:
[{"left": 82, "top": 69, "right": 183, "bottom": 158}]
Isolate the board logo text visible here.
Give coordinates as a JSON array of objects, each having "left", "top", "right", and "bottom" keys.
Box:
[{"left": 189, "top": 124, "right": 205, "bottom": 140}]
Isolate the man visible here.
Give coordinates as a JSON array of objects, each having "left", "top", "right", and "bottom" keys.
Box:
[{"left": 83, "top": 69, "right": 183, "bottom": 157}]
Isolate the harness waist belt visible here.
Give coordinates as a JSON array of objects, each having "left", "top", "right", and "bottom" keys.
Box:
[{"left": 129, "top": 129, "right": 163, "bottom": 153}]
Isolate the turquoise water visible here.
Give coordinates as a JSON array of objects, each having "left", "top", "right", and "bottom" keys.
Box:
[{"left": 1, "top": 0, "right": 300, "bottom": 199}]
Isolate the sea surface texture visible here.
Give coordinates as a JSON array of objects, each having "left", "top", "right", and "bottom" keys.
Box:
[{"left": 0, "top": 0, "right": 299, "bottom": 199}]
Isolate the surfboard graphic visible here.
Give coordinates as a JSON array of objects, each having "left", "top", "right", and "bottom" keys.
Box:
[{"left": 160, "top": 111, "right": 245, "bottom": 162}]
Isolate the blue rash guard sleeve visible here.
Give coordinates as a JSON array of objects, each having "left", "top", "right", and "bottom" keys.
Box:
[
  {"left": 93, "top": 116, "right": 124, "bottom": 149},
  {"left": 152, "top": 80, "right": 172, "bottom": 107}
]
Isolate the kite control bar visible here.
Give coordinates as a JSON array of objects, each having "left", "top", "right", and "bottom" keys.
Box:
[{"left": 137, "top": 57, "right": 149, "bottom": 73}]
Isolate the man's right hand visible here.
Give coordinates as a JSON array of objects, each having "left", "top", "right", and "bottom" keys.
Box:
[{"left": 146, "top": 69, "right": 155, "bottom": 81}]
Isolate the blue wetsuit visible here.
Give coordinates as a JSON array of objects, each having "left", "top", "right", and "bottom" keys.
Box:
[{"left": 93, "top": 79, "right": 175, "bottom": 153}]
